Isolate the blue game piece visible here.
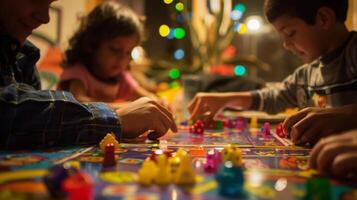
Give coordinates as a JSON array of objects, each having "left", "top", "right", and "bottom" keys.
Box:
[
  {"left": 215, "top": 161, "right": 245, "bottom": 198},
  {"left": 43, "top": 164, "right": 78, "bottom": 197}
]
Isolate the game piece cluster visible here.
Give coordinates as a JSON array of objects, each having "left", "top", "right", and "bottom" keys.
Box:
[
  {"left": 213, "top": 145, "right": 245, "bottom": 198},
  {"left": 44, "top": 164, "right": 93, "bottom": 200},
  {"left": 189, "top": 120, "right": 205, "bottom": 134},
  {"left": 188, "top": 118, "right": 247, "bottom": 134},
  {"left": 138, "top": 149, "right": 196, "bottom": 186}
]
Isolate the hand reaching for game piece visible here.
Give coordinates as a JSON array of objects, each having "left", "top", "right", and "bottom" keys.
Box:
[
  {"left": 309, "top": 129, "right": 357, "bottom": 180},
  {"left": 188, "top": 92, "right": 252, "bottom": 122},
  {"left": 116, "top": 97, "right": 177, "bottom": 139},
  {"left": 282, "top": 104, "right": 357, "bottom": 145}
]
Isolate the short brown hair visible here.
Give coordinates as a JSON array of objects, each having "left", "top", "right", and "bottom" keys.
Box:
[{"left": 264, "top": 0, "right": 348, "bottom": 24}]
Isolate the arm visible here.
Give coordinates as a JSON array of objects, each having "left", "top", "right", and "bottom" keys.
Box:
[
  {"left": 0, "top": 83, "right": 120, "bottom": 149},
  {"left": 0, "top": 84, "right": 177, "bottom": 149}
]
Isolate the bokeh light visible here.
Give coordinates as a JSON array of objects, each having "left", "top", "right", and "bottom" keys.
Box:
[
  {"left": 174, "top": 49, "right": 185, "bottom": 60},
  {"left": 175, "top": 2, "right": 184, "bottom": 12},
  {"left": 246, "top": 16, "right": 263, "bottom": 32},
  {"left": 237, "top": 23, "right": 247, "bottom": 34},
  {"left": 163, "top": 0, "right": 173, "bottom": 4},
  {"left": 169, "top": 68, "right": 181, "bottom": 79},
  {"left": 159, "top": 24, "right": 170, "bottom": 37},
  {"left": 173, "top": 28, "right": 186, "bottom": 39},
  {"left": 234, "top": 65, "right": 246, "bottom": 76},
  {"left": 234, "top": 3, "right": 246, "bottom": 13},
  {"left": 230, "top": 10, "right": 243, "bottom": 21}
]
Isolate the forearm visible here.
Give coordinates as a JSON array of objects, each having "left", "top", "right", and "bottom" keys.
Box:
[{"left": 223, "top": 92, "right": 253, "bottom": 110}]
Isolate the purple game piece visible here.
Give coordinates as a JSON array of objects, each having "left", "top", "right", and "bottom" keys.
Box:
[
  {"left": 204, "top": 151, "right": 219, "bottom": 173},
  {"left": 261, "top": 122, "right": 271, "bottom": 136}
]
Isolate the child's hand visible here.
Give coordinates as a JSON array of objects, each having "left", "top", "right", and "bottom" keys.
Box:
[
  {"left": 282, "top": 105, "right": 357, "bottom": 145},
  {"left": 116, "top": 97, "right": 177, "bottom": 139},
  {"left": 309, "top": 130, "right": 357, "bottom": 179},
  {"left": 188, "top": 92, "right": 228, "bottom": 122}
]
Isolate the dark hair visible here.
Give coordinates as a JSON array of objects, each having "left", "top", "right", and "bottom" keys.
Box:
[
  {"left": 63, "top": 1, "right": 143, "bottom": 67},
  {"left": 264, "top": 0, "right": 348, "bottom": 24}
]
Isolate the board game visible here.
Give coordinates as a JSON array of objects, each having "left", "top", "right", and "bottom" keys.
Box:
[{"left": 0, "top": 117, "right": 356, "bottom": 200}]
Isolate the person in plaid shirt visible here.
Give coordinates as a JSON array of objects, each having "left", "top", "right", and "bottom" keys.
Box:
[{"left": 0, "top": 0, "right": 177, "bottom": 149}]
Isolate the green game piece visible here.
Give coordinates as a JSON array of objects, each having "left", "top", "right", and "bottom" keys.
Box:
[
  {"left": 305, "top": 177, "right": 331, "bottom": 200},
  {"left": 215, "top": 121, "right": 223, "bottom": 129}
]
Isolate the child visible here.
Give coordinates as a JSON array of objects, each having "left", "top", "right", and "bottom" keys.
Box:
[
  {"left": 58, "top": 1, "right": 157, "bottom": 103},
  {"left": 0, "top": 0, "right": 176, "bottom": 149},
  {"left": 309, "top": 129, "right": 357, "bottom": 180},
  {"left": 188, "top": 0, "right": 357, "bottom": 145}
]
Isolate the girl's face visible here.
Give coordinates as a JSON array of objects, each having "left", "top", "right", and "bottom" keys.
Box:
[
  {"left": 91, "top": 35, "right": 138, "bottom": 81},
  {"left": 0, "top": 0, "right": 54, "bottom": 43}
]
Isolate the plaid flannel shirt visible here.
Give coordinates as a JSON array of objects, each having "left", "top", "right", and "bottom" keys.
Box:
[{"left": 0, "top": 35, "right": 121, "bottom": 149}]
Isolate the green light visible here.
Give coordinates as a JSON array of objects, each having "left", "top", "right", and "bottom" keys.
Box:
[
  {"left": 169, "top": 68, "right": 181, "bottom": 79},
  {"left": 169, "top": 81, "right": 180, "bottom": 88},
  {"left": 173, "top": 28, "right": 186, "bottom": 39},
  {"left": 234, "top": 65, "right": 246, "bottom": 76},
  {"left": 234, "top": 4, "right": 246, "bottom": 13},
  {"left": 175, "top": 3, "right": 184, "bottom": 12}
]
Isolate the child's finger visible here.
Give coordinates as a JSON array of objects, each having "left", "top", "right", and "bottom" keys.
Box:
[
  {"left": 189, "top": 98, "right": 204, "bottom": 120},
  {"left": 289, "top": 116, "right": 311, "bottom": 143},
  {"left": 316, "top": 142, "right": 355, "bottom": 175},
  {"left": 188, "top": 96, "right": 199, "bottom": 114},
  {"left": 295, "top": 124, "right": 323, "bottom": 145},
  {"left": 282, "top": 108, "right": 310, "bottom": 134}
]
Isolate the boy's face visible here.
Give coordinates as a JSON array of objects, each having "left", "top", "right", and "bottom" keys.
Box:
[
  {"left": 92, "top": 35, "right": 138, "bottom": 80},
  {"left": 0, "top": 0, "right": 54, "bottom": 43},
  {"left": 272, "top": 15, "right": 326, "bottom": 63}
]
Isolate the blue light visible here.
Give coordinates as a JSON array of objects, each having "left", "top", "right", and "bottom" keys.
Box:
[
  {"left": 167, "top": 28, "right": 175, "bottom": 40},
  {"left": 174, "top": 49, "right": 185, "bottom": 60},
  {"left": 234, "top": 65, "right": 246, "bottom": 76},
  {"left": 230, "top": 10, "right": 243, "bottom": 21}
]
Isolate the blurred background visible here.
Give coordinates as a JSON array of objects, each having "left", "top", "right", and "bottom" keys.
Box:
[{"left": 31, "top": 0, "right": 357, "bottom": 102}]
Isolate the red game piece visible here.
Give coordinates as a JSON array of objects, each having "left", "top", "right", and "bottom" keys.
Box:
[
  {"left": 63, "top": 172, "right": 93, "bottom": 200},
  {"left": 276, "top": 123, "right": 286, "bottom": 138},
  {"left": 103, "top": 143, "right": 116, "bottom": 167}
]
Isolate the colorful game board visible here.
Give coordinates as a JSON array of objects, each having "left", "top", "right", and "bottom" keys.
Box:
[{"left": 0, "top": 119, "right": 356, "bottom": 200}]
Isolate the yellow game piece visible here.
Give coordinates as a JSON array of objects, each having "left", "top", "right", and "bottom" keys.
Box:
[
  {"left": 168, "top": 156, "right": 181, "bottom": 176},
  {"left": 174, "top": 153, "right": 196, "bottom": 185},
  {"left": 99, "top": 133, "right": 119, "bottom": 152},
  {"left": 154, "top": 154, "right": 171, "bottom": 185},
  {"left": 138, "top": 160, "right": 157, "bottom": 185},
  {"left": 231, "top": 147, "right": 243, "bottom": 167},
  {"left": 221, "top": 145, "right": 234, "bottom": 162},
  {"left": 174, "top": 148, "right": 187, "bottom": 158},
  {"left": 64, "top": 161, "right": 81, "bottom": 170},
  {"left": 250, "top": 116, "right": 258, "bottom": 129}
]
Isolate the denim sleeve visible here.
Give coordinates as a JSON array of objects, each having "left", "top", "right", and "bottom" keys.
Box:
[{"left": 0, "top": 83, "right": 121, "bottom": 149}]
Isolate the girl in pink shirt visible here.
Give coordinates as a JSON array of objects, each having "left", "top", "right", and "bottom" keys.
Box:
[{"left": 58, "top": 1, "right": 156, "bottom": 103}]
